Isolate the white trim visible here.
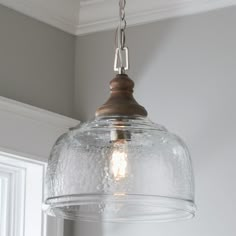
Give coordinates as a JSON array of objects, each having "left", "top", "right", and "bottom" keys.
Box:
[
  {"left": 0, "top": 148, "right": 48, "bottom": 167},
  {"left": 0, "top": 98, "right": 79, "bottom": 235},
  {"left": 0, "top": 96, "right": 78, "bottom": 130},
  {"left": 0, "top": 0, "right": 236, "bottom": 35},
  {"left": 0, "top": 154, "right": 28, "bottom": 236},
  {"left": 0, "top": 151, "right": 63, "bottom": 236},
  {"left": 0, "top": 0, "right": 79, "bottom": 34},
  {"left": 0, "top": 96, "right": 79, "bottom": 162},
  {"left": 0, "top": 173, "right": 11, "bottom": 236},
  {"left": 77, "top": 0, "right": 236, "bottom": 35}
]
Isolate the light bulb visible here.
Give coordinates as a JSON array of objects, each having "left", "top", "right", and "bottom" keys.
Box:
[{"left": 110, "top": 141, "right": 128, "bottom": 181}]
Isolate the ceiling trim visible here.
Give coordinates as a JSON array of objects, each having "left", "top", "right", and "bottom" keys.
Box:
[
  {"left": 0, "top": 0, "right": 236, "bottom": 35},
  {"left": 0, "top": 0, "right": 79, "bottom": 34},
  {"left": 77, "top": 0, "right": 236, "bottom": 35}
]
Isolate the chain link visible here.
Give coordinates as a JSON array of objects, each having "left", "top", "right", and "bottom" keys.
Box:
[
  {"left": 118, "top": 0, "right": 126, "bottom": 49},
  {"left": 114, "top": 0, "right": 129, "bottom": 74}
]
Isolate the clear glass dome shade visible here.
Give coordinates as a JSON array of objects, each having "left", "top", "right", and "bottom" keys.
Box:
[{"left": 44, "top": 116, "right": 196, "bottom": 223}]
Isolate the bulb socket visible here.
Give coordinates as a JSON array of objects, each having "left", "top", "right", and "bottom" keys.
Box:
[{"left": 110, "top": 129, "right": 131, "bottom": 142}]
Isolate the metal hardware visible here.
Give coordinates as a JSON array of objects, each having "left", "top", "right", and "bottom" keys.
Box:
[
  {"left": 114, "top": 0, "right": 129, "bottom": 74},
  {"left": 114, "top": 47, "right": 129, "bottom": 74}
]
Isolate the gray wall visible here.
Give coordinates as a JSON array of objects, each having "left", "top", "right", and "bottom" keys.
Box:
[
  {"left": 74, "top": 6, "right": 236, "bottom": 236},
  {"left": 0, "top": 5, "right": 75, "bottom": 117},
  {"left": 0, "top": 5, "right": 75, "bottom": 236}
]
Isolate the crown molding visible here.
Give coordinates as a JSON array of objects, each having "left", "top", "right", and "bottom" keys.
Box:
[
  {"left": 77, "top": 0, "right": 236, "bottom": 35},
  {"left": 0, "top": 0, "right": 236, "bottom": 35},
  {"left": 0, "top": 0, "right": 80, "bottom": 34}
]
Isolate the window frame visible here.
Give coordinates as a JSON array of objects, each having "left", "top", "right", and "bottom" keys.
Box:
[
  {"left": 0, "top": 96, "right": 79, "bottom": 236},
  {"left": 0, "top": 171, "right": 10, "bottom": 236}
]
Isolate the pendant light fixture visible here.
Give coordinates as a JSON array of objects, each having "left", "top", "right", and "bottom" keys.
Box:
[{"left": 44, "top": 0, "right": 196, "bottom": 223}]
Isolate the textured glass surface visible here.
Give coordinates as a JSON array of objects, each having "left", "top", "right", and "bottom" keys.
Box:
[{"left": 44, "top": 117, "right": 196, "bottom": 222}]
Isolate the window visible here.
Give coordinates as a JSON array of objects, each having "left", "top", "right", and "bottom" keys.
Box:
[
  {"left": 0, "top": 152, "right": 46, "bottom": 236},
  {"left": 0, "top": 96, "right": 79, "bottom": 236},
  {"left": 0, "top": 171, "right": 9, "bottom": 236}
]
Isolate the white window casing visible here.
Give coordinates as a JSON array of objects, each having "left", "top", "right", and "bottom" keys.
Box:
[{"left": 0, "top": 96, "right": 79, "bottom": 236}]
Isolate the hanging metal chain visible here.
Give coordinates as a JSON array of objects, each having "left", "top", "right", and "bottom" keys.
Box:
[
  {"left": 114, "top": 0, "right": 129, "bottom": 74},
  {"left": 118, "top": 0, "right": 126, "bottom": 49}
]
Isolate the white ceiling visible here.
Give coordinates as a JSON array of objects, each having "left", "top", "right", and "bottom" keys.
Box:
[{"left": 0, "top": 0, "right": 236, "bottom": 35}]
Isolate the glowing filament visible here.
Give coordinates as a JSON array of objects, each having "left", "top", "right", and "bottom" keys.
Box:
[{"left": 111, "top": 149, "right": 127, "bottom": 180}]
